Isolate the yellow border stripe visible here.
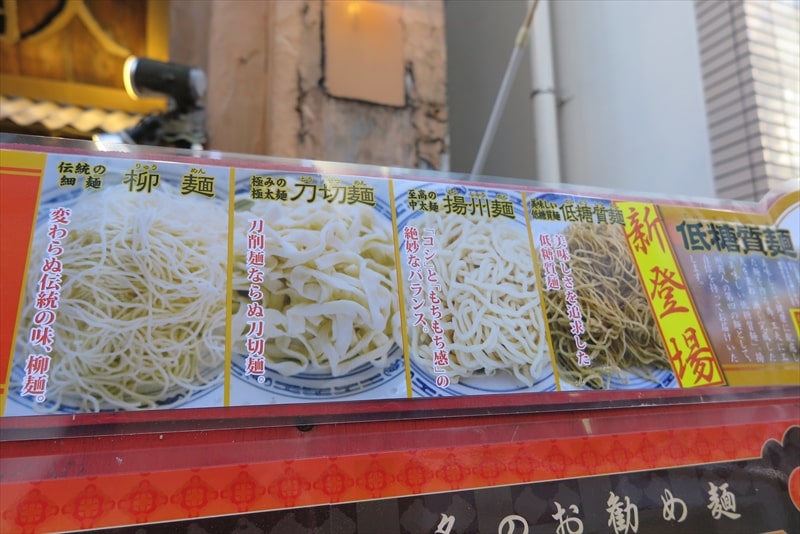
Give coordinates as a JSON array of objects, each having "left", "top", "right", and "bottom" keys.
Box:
[
  {"left": 618, "top": 202, "right": 725, "bottom": 388},
  {"left": 389, "top": 180, "right": 413, "bottom": 398},
  {"left": 224, "top": 167, "right": 236, "bottom": 407},
  {"left": 521, "top": 192, "right": 562, "bottom": 391}
]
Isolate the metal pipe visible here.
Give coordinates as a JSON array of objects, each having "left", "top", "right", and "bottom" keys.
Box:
[
  {"left": 529, "top": 0, "right": 562, "bottom": 183},
  {"left": 469, "top": 0, "right": 539, "bottom": 180}
]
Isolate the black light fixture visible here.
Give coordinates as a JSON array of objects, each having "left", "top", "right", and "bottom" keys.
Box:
[
  {"left": 123, "top": 56, "right": 207, "bottom": 110},
  {"left": 94, "top": 57, "right": 208, "bottom": 149}
]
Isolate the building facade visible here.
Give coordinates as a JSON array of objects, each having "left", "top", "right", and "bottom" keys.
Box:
[
  {"left": 446, "top": 0, "right": 799, "bottom": 201},
  {"left": 694, "top": 0, "right": 799, "bottom": 201}
]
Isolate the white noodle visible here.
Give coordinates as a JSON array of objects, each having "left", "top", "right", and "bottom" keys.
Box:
[
  {"left": 15, "top": 184, "right": 228, "bottom": 412},
  {"left": 232, "top": 199, "right": 400, "bottom": 377},
  {"left": 408, "top": 212, "right": 550, "bottom": 386}
]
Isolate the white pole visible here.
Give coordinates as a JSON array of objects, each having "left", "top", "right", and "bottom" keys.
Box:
[
  {"left": 529, "top": 0, "right": 562, "bottom": 183},
  {"left": 470, "top": 0, "right": 539, "bottom": 180}
]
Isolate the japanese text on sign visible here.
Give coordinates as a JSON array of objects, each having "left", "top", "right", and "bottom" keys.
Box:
[
  {"left": 676, "top": 221, "right": 797, "bottom": 258},
  {"left": 529, "top": 198, "right": 624, "bottom": 225},
  {"left": 405, "top": 225, "right": 450, "bottom": 388},
  {"left": 409, "top": 188, "right": 515, "bottom": 220},
  {"left": 251, "top": 175, "right": 376, "bottom": 206},
  {"left": 244, "top": 218, "right": 267, "bottom": 383},
  {"left": 55, "top": 161, "right": 106, "bottom": 190},
  {"left": 180, "top": 168, "right": 215, "bottom": 198},
  {"left": 619, "top": 202, "right": 724, "bottom": 388},
  {"left": 430, "top": 480, "right": 741, "bottom": 533},
  {"left": 123, "top": 163, "right": 160, "bottom": 193},
  {"left": 539, "top": 233, "right": 590, "bottom": 368},
  {"left": 22, "top": 207, "right": 72, "bottom": 403}
]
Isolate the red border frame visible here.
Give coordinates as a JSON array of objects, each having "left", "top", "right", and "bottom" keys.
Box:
[{"left": 2, "top": 395, "right": 797, "bottom": 532}]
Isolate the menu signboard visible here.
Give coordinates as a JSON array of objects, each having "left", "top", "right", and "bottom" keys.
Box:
[{"left": 1, "top": 142, "right": 798, "bottom": 418}]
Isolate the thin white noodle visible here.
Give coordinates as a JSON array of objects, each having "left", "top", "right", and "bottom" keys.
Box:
[
  {"left": 15, "top": 184, "right": 228, "bottom": 412},
  {"left": 408, "top": 212, "right": 549, "bottom": 386},
  {"left": 232, "top": 199, "right": 400, "bottom": 377}
]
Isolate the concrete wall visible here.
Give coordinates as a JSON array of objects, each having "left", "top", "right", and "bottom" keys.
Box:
[{"left": 446, "top": 0, "right": 716, "bottom": 198}]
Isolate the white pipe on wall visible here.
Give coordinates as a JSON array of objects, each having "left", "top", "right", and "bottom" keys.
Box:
[
  {"left": 528, "top": 0, "right": 562, "bottom": 183},
  {"left": 470, "top": 0, "right": 539, "bottom": 179}
]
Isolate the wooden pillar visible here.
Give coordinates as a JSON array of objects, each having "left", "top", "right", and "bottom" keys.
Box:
[{"left": 170, "top": 0, "right": 448, "bottom": 170}]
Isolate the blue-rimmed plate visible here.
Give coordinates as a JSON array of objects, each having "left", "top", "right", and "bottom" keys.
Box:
[
  {"left": 231, "top": 349, "right": 405, "bottom": 402},
  {"left": 395, "top": 180, "right": 557, "bottom": 397},
  {"left": 5, "top": 363, "right": 224, "bottom": 415},
  {"left": 7, "top": 165, "right": 229, "bottom": 414},
  {"left": 229, "top": 172, "right": 405, "bottom": 402}
]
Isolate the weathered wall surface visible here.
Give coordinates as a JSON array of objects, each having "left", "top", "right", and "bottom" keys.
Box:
[{"left": 171, "top": 0, "right": 448, "bottom": 170}]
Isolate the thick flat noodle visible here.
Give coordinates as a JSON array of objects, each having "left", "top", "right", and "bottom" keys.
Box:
[
  {"left": 233, "top": 200, "right": 399, "bottom": 377},
  {"left": 408, "top": 213, "right": 550, "bottom": 386}
]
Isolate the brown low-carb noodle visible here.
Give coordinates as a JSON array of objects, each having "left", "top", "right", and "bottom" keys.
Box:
[{"left": 543, "top": 223, "right": 671, "bottom": 389}]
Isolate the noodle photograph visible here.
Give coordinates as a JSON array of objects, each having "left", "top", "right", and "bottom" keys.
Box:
[
  {"left": 229, "top": 171, "right": 404, "bottom": 403},
  {"left": 396, "top": 181, "right": 555, "bottom": 396},
  {"left": 531, "top": 194, "right": 677, "bottom": 390},
  {"left": 8, "top": 158, "right": 229, "bottom": 414}
]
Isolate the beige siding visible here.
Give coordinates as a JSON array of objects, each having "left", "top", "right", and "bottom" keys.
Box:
[{"left": 695, "top": 0, "right": 800, "bottom": 201}]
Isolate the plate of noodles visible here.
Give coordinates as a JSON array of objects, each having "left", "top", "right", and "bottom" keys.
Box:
[
  {"left": 396, "top": 181, "right": 556, "bottom": 397},
  {"left": 229, "top": 172, "right": 405, "bottom": 402},
  {"left": 530, "top": 193, "right": 678, "bottom": 390},
  {"left": 8, "top": 165, "right": 229, "bottom": 414}
]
